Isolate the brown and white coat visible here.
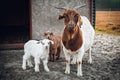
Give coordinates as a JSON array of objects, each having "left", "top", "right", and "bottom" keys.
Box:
[
  {"left": 59, "top": 9, "right": 95, "bottom": 76},
  {"left": 44, "top": 31, "right": 62, "bottom": 62}
]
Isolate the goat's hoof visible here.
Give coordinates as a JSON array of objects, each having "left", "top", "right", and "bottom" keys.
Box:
[
  {"left": 46, "top": 70, "right": 50, "bottom": 72},
  {"left": 45, "top": 69, "right": 50, "bottom": 72},
  {"left": 56, "top": 57, "right": 60, "bottom": 60},
  {"left": 77, "top": 73, "right": 83, "bottom": 77},
  {"left": 22, "top": 66, "right": 26, "bottom": 70},
  {"left": 35, "top": 69, "right": 39, "bottom": 72},
  {"left": 65, "top": 70, "right": 70, "bottom": 74},
  {"left": 52, "top": 60, "right": 55, "bottom": 62},
  {"left": 88, "top": 59, "right": 92, "bottom": 64}
]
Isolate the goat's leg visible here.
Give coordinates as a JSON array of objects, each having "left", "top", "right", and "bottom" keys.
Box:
[
  {"left": 64, "top": 53, "right": 70, "bottom": 74},
  {"left": 52, "top": 54, "right": 55, "bottom": 62},
  {"left": 42, "top": 59, "right": 50, "bottom": 72},
  {"left": 88, "top": 47, "right": 92, "bottom": 64},
  {"left": 34, "top": 57, "right": 40, "bottom": 72},
  {"left": 49, "top": 53, "right": 52, "bottom": 61},
  {"left": 77, "top": 49, "right": 84, "bottom": 77},
  {"left": 56, "top": 47, "right": 61, "bottom": 60},
  {"left": 77, "top": 60, "right": 82, "bottom": 77},
  {"left": 22, "top": 55, "right": 28, "bottom": 70},
  {"left": 27, "top": 57, "right": 33, "bottom": 67},
  {"left": 71, "top": 54, "right": 77, "bottom": 64},
  {"left": 53, "top": 49, "right": 57, "bottom": 62}
]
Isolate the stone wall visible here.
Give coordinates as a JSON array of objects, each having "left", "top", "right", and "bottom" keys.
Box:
[{"left": 32, "top": 0, "right": 90, "bottom": 39}]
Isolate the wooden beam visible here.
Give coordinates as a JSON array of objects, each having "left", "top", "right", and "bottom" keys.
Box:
[
  {"left": 29, "top": 0, "right": 32, "bottom": 39},
  {"left": 0, "top": 43, "right": 24, "bottom": 50}
]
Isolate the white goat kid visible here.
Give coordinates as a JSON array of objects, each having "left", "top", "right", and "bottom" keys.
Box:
[{"left": 22, "top": 39, "right": 54, "bottom": 72}]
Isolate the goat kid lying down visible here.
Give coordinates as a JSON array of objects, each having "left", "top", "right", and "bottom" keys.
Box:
[{"left": 22, "top": 39, "right": 54, "bottom": 72}]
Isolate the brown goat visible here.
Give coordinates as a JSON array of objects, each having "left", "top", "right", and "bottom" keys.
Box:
[
  {"left": 44, "top": 31, "right": 62, "bottom": 62},
  {"left": 59, "top": 9, "right": 83, "bottom": 51},
  {"left": 58, "top": 8, "right": 95, "bottom": 76}
]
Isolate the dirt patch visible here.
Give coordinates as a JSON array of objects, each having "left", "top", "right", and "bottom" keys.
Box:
[
  {"left": 96, "top": 11, "right": 120, "bottom": 35},
  {"left": 0, "top": 33, "right": 120, "bottom": 80}
]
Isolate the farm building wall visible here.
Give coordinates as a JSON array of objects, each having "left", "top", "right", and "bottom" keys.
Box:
[{"left": 32, "top": 0, "right": 91, "bottom": 40}]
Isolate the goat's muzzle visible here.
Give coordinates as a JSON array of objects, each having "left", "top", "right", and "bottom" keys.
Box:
[
  {"left": 46, "top": 35, "right": 51, "bottom": 39},
  {"left": 45, "top": 46, "right": 48, "bottom": 49},
  {"left": 68, "top": 23, "right": 75, "bottom": 33},
  {"left": 69, "top": 24, "right": 74, "bottom": 30},
  {"left": 48, "top": 36, "right": 50, "bottom": 39}
]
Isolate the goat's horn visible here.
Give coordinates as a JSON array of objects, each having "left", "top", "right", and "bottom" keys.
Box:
[
  {"left": 49, "top": 4, "right": 67, "bottom": 10},
  {"left": 74, "top": 4, "right": 86, "bottom": 10}
]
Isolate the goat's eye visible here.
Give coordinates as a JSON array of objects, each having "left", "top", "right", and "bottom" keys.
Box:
[
  {"left": 48, "top": 42, "right": 50, "bottom": 44},
  {"left": 41, "top": 42, "right": 44, "bottom": 45},
  {"left": 50, "top": 33, "right": 53, "bottom": 35},
  {"left": 65, "top": 15, "right": 68, "bottom": 18},
  {"left": 44, "top": 33, "right": 47, "bottom": 36},
  {"left": 74, "top": 15, "right": 78, "bottom": 23},
  {"left": 65, "top": 15, "right": 69, "bottom": 22}
]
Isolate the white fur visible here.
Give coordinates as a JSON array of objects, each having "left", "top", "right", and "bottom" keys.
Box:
[
  {"left": 62, "top": 16, "right": 95, "bottom": 76},
  {"left": 22, "top": 39, "right": 54, "bottom": 72}
]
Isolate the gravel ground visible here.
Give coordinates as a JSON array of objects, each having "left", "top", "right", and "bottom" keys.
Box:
[{"left": 0, "top": 33, "right": 120, "bottom": 80}]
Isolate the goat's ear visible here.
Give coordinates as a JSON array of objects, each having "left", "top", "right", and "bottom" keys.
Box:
[
  {"left": 49, "top": 40, "right": 54, "bottom": 44},
  {"left": 44, "top": 32, "right": 47, "bottom": 36},
  {"left": 77, "top": 17, "right": 83, "bottom": 26},
  {"left": 59, "top": 13, "right": 65, "bottom": 20},
  {"left": 74, "top": 14, "right": 79, "bottom": 23},
  {"left": 50, "top": 32, "right": 53, "bottom": 35},
  {"left": 80, "top": 19, "right": 83, "bottom": 25},
  {"left": 37, "top": 40, "right": 44, "bottom": 45}
]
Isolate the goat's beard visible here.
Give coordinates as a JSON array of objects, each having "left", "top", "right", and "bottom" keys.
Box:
[
  {"left": 68, "top": 27, "right": 75, "bottom": 33},
  {"left": 69, "top": 29, "right": 74, "bottom": 33}
]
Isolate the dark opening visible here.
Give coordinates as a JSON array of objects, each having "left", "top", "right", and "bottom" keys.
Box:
[{"left": 0, "top": 0, "right": 30, "bottom": 44}]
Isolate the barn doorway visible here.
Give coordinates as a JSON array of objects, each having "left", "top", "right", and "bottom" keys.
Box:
[{"left": 0, "top": 0, "right": 31, "bottom": 49}]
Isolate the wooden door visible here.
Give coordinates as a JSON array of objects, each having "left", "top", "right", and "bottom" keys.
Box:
[{"left": 0, "top": 0, "right": 32, "bottom": 49}]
